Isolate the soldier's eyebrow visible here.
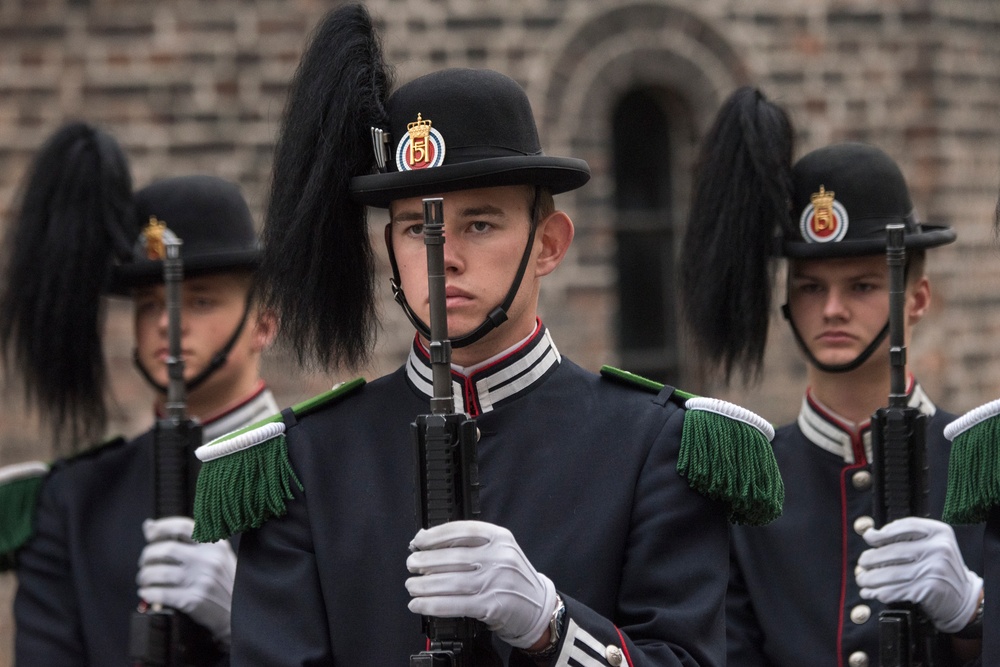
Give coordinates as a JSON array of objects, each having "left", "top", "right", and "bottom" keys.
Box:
[
  {"left": 848, "top": 271, "right": 885, "bottom": 281},
  {"left": 457, "top": 205, "right": 505, "bottom": 218},
  {"left": 790, "top": 268, "right": 884, "bottom": 282},
  {"left": 185, "top": 281, "right": 218, "bottom": 294},
  {"left": 391, "top": 210, "right": 424, "bottom": 225}
]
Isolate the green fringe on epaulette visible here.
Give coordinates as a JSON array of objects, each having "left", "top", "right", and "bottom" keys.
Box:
[
  {"left": 0, "top": 472, "right": 47, "bottom": 571},
  {"left": 943, "top": 401, "right": 1000, "bottom": 524},
  {"left": 599, "top": 366, "right": 783, "bottom": 525},
  {"left": 192, "top": 378, "right": 366, "bottom": 543},
  {"left": 193, "top": 431, "right": 301, "bottom": 543},
  {"left": 678, "top": 406, "right": 783, "bottom": 526}
]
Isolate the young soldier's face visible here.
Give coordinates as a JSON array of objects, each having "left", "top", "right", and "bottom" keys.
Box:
[
  {"left": 786, "top": 254, "right": 929, "bottom": 371},
  {"left": 133, "top": 272, "right": 269, "bottom": 406},
  {"left": 389, "top": 185, "right": 570, "bottom": 364}
]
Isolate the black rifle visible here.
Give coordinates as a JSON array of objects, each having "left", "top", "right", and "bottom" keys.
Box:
[
  {"left": 129, "top": 227, "right": 223, "bottom": 667},
  {"left": 870, "top": 223, "right": 942, "bottom": 667},
  {"left": 409, "top": 199, "right": 499, "bottom": 667}
]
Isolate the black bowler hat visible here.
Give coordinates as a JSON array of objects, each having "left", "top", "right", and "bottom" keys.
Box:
[
  {"left": 110, "top": 175, "right": 260, "bottom": 291},
  {"left": 783, "top": 142, "right": 955, "bottom": 258},
  {"left": 351, "top": 68, "right": 591, "bottom": 207}
]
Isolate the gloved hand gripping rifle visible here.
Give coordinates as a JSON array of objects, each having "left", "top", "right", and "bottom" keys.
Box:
[
  {"left": 870, "top": 223, "right": 943, "bottom": 667},
  {"left": 129, "top": 225, "right": 223, "bottom": 667},
  {"left": 409, "top": 199, "right": 499, "bottom": 667}
]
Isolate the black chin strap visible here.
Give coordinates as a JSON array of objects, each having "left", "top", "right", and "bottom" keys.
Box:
[
  {"left": 133, "top": 294, "right": 253, "bottom": 394},
  {"left": 385, "top": 187, "right": 542, "bottom": 349},
  {"left": 781, "top": 303, "right": 890, "bottom": 374}
]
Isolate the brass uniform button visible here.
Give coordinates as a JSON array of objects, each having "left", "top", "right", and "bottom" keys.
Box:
[
  {"left": 848, "top": 650, "right": 870, "bottom": 667},
  {"left": 850, "top": 604, "right": 871, "bottom": 624},
  {"left": 852, "top": 470, "right": 872, "bottom": 490}
]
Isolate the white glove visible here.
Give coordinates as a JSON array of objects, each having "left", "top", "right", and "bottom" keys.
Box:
[
  {"left": 136, "top": 516, "right": 237, "bottom": 644},
  {"left": 856, "top": 516, "right": 982, "bottom": 634},
  {"left": 405, "top": 520, "right": 557, "bottom": 649}
]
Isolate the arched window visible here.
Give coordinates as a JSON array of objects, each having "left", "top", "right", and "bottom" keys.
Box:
[{"left": 612, "top": 88, "right": 683, "bottom": 383}]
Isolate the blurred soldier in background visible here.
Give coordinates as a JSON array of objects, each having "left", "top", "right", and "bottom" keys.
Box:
[{"left": 0, "top": 123, "right": 277, "bottom": 664}]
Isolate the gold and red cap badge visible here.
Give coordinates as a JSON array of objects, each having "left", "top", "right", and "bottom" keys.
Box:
[
  {"left": 799, "top": 185, "right": 849, "bottom": 244},
  {"left": 394, "top": 113, "right": 446, "bottom": 171}
]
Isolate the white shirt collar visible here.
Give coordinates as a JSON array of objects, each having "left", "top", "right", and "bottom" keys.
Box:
[
  {"left": 796, "top": 378, "right": 936, "bottom": 463},
  {"left": 200, "top": 384, "right": 280, "bottom": 443},
  {"left": 406, "top": 320, "right": 561, "bottom": 416}
]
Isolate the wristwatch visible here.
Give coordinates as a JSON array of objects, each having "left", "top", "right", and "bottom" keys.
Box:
[
  {"left": 522, "top": 594, "right": 566, "bottom": 660},
  {"left": 954, "top": 594, "right": 984, "bottom": 639}
]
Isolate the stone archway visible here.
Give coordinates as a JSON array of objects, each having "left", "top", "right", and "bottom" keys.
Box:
[
  {"left": 539, "top": 2, "right": 750, "bottom": 155},
  {"left": 534, "top": 3, "right": 751, "bottom": 383}
]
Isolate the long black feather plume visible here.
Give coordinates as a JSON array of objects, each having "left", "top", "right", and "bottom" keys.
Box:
[
  {"left": 680, "top": 87, "right": 794, "bottom": 385},
  {"left": 0, "top": 122, "right": 134, "bottom": 450},
  {"left": 258, "top": 3, "right": 394, "bottom": 370}
]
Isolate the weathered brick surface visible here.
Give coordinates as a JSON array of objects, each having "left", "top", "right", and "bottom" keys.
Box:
[{"left": 2, "top": 1, "right": 999, "bottom": 662}]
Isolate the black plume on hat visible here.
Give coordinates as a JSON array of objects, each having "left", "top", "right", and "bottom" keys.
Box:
[
  {"left": 0, "top": 122, "right": 134, "bottom": 448},
  {"left": 110, "top": 174, "right": 260, "bottom": 292},
  {"left": 351, "top": 68, "right": 590, "bottom": 207},
  {"left": 680, "top": 87, "right": 794, "bottom": 384},
  {"left": 784, "top": 142, "right": 955, "bottom": 258},
  {"left": 258, "top": 2, "right": 392, "bottom": 371}
]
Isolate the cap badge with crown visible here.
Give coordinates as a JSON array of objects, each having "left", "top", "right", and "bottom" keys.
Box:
[
  {"left": 799, "top": 185, "right": 849, "bottom": 244},
  {"left": 142, "top": 217, "right": 168, "bottom": 260},
  {"left": 395, "top": 113, "right": 446, "bottom": 171}
]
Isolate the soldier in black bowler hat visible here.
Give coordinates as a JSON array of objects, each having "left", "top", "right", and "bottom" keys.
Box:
[
  {"left": 0, "top": 122, "right": 279, "bottom": 664},
  {"left": 190, "top": 5, "right": 783, "bottom": 667},
  {"left": 681, "top": 87, "right": 985, "bottom": 666}
]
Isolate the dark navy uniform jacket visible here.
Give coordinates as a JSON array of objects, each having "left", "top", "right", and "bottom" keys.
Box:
[
  {"left": 231, "top": 323, "right": 730, "bottom": 666},
  {"left": 727, "top": 382, "right": 984, "bottom": 667},
  {"left": 984, "top": 509, "right": 999, "bottom": 665},
  {"left": 14, "top": 386, "right": 278, "bottom": 666}
]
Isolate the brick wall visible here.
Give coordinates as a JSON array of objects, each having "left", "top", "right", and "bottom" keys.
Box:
[{"left": 2, "top": 0, "right": 999, "bottom": 662}]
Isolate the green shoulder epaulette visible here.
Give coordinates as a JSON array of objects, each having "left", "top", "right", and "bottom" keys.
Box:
[
  {"left": 943, "top": 399, "right": 1000, "bottom": 524},
  {"left": 193, "top": 378, "right": 366, "bottom": 543},
  {"left": 0, "top": 460, "right": 50, "bottom": 571},
  {"left": 0, "top": 434, "right": 125, "bottom": 571},
  {"left": 601, "top": 365, "right": 783, "bottom": 526}
]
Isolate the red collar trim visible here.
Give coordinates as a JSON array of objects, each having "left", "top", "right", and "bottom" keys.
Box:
[
  {"left": 805, "top": 371, "right": 916, "bottom": 434},
  {"left": 804, "top": 391, "right": 871, "bottom": 437},
  {"left": 154, "top": 379, "right": 267, "bottom": 425}
]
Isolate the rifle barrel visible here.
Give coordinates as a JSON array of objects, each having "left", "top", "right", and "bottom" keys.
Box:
[
  {"left": 422, "top": 198, "right": 453, "bottom": 415},
  {"left": 163, "top": 237, "right": 186, "bottom": 421},
  {"left": 886, "top": 223, "right": 907, "bottom": 408}
]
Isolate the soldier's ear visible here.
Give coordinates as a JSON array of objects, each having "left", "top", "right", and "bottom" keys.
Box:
[
  {"left": 250, "top": 309, "right": 279, "bottom": 352},
  {"left": 534, "top": 211, "right": 574, "bottom": 278},
  {"left": 906, "top": 276, "right": 931, "bottom": 324}
]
